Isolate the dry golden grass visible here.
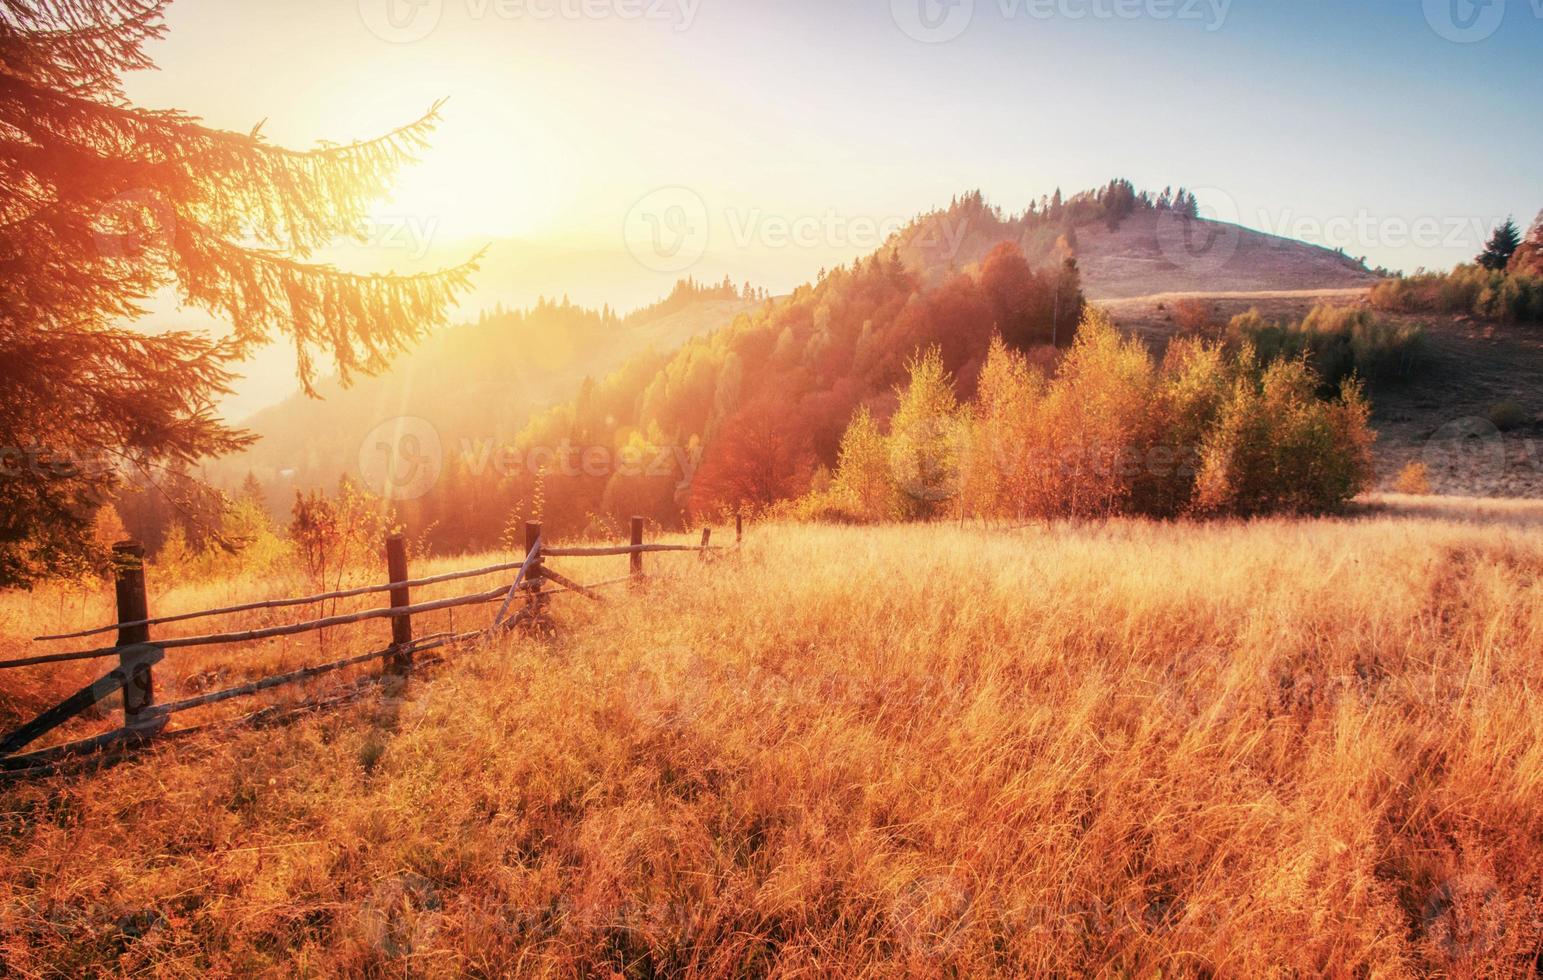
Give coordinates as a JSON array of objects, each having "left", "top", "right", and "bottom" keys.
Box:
[{"left": 2, "top": 497, "right": 1542, "bottom": 976}]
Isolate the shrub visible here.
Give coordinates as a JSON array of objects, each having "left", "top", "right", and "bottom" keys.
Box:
[
  {"left": 1228, "top": 304, "right": 1425, "bottom": 390},
  {"left": 1394, "top": 461, "right": 1432, "bottom": 495},
  {"left": 289, "top": 479, "right": 394, "bottom": 595},
  {"left": 1192, "top": 359, "right": 1375, "bottom": 516},
  {"left": 1370, "top": 265, "right": 1543, "bottom": 324},
  {"left": 1131, "top": 338, "right": 1234, "bottom": 517},
  {"left": 1487, "top": 400, "right": 1529, "bottom": 432},
  {"left": 1031, "top": 309, "right": 1155, "bottom": 518},
  {"left": 1171, "top": 298, "right": 1219, "bottom": 336}
]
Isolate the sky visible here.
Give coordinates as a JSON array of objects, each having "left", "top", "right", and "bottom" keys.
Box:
[{"left": 122, "top": 0, "right": 1543, "bottom": 414}]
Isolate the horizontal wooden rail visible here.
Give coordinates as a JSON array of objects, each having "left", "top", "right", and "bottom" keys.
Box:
[
  {"left": 32, "top": 557, "right": 537, "bottom": 643},
  {"left": 0, "top": 630, "right": 486, "bottom": 774},
  {"left": 147, "top": 629, "right": 468, "bottom": 717},
  {"left": 0, "top": 585, "right": 531, "bottom": 670},
  {"left": 148, "top": 647, "right": 404, "bottom": 717},
  {"left": 542, "top": 543, "right": 718, "bottom": 558},
  {"left": 539, "top": 566, "right": 606, "bottom": 602}
]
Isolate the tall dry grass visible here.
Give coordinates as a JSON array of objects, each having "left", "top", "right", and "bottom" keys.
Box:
[{"left": 1, "top": 498, "right": 1541, "bottom": 976}]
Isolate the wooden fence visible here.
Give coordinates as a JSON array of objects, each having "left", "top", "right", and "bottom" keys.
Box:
[{"left": 0, "top": 515, "right": 741, "bottom": 779}]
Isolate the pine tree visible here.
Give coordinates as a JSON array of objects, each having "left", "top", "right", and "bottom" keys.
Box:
[
  {"left": 239, "top": 472, "right": 267, "bottom": 509},
  {"left": 0, "top": 0, "right": 479, "bottom": 584},
  {"left": 1477, "top": 217, "right": 1521, "bottom": 270}
]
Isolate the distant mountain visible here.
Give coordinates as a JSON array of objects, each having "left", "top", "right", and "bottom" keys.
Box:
[
  {"left": 892, "top": 186, "right": 1378, "bottom": 298},
  {"left": 209, "top": 279, "right": 761, "bottom": 497}
]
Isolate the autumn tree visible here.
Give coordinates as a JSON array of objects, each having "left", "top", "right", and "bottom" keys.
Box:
[
  {"left": 888, "top": 347, "right": 963, "bottom": 519},
  {"left": 830, "top": 406, "right": 899, "bottom": 522},
  {"left": 0, "top": 0, "right": 478, "bottom": 585},
  {"left": 979, "top": 242, "right": 1040, "bottom": 348},
  {"left": 688, "top": 398, "right": 815, "bottom": 516},
  {"left": 1505, "top": 211, "right": 1543, "bottom": 276}
]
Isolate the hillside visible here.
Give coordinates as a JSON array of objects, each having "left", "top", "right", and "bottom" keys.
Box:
[
  {"left": 892, "top": 187, "right": 1378, "bottom": 300},
  {"left": 210, "top": 283, "right": 760, "bottom": 499},
  {"left": 1074, "top": 209, "right": 1380, "bottom": 299}
]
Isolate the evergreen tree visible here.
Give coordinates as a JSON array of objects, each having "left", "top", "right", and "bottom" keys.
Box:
[
  {"left": 1477, "top": 217, "right": 1521, "bottom": 270},
  {"left": 0, "top": 0, "right": 479, "bottom": 584},
  {"left": 239, "top": 472, "right": 268, "bottom": 509}
]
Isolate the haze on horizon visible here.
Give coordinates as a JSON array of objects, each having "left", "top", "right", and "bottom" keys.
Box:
[{"left": 122, "top": 0, "right": 1543, "bottom": 416}]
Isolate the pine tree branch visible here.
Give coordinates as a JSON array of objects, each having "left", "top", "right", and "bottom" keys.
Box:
[
  {"left": 2, "top": 76, "right": 446, "bottom": 253},
  {"left": 168, "top": 225, "right": 484, "bottom": 391}
]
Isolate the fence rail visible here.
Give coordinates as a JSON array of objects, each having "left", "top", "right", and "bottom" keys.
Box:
[{"left": 0, "top": 515, "right": 743, "bottom": 778}]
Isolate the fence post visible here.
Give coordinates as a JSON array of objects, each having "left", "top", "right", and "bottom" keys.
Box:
[
  {"left": 112, "top": 542, "right": 154, "bottom": 731},
  {"left": 630, "top": 516, "right": 645, "bottom": 585},
  {"left": 385, "top": 535, "right": 413, "bottom": 675},
  {"left": 525, "top": 521, "right": 545, "bottom": 613},
  {"left": 736, "top": 513, "right": 743, "bottom": 546},
  {"left": 699, "top": 527, "right": 711, "bottom": 563}
]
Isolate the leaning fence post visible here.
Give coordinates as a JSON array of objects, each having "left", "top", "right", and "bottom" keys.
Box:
[
  {"left": 385, "top": 535, "right": 413, "bottom": 675},
  {"left": 525, "top": 521, "right": 545, "bottom": 613},
  {"left": 630, "top": 516, "right": 645, "bottom": 585},
  {"left": 736, "top": 513, "right": 743, "bottom": 546},
  {"left": 112, "top": 542, "right": 154, "bottom": 731},
  {"left": 525, "top": 522, "right": 544, "bottom": 582},
  {"left": 699, "top": 527, "right": 712, "bottom": 563}
]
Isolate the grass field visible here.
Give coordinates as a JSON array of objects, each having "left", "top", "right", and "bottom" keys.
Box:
[{"left": 2, "top": 496, "right": 1541, "bottom": 976}]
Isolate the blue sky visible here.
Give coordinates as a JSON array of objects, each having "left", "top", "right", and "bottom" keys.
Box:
[
  {"left": 123, "top": 0, "right": 1541, "bottom": 420},
  {"left": 127, "top": 0, "right": 1541, "bottom": 281}
]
